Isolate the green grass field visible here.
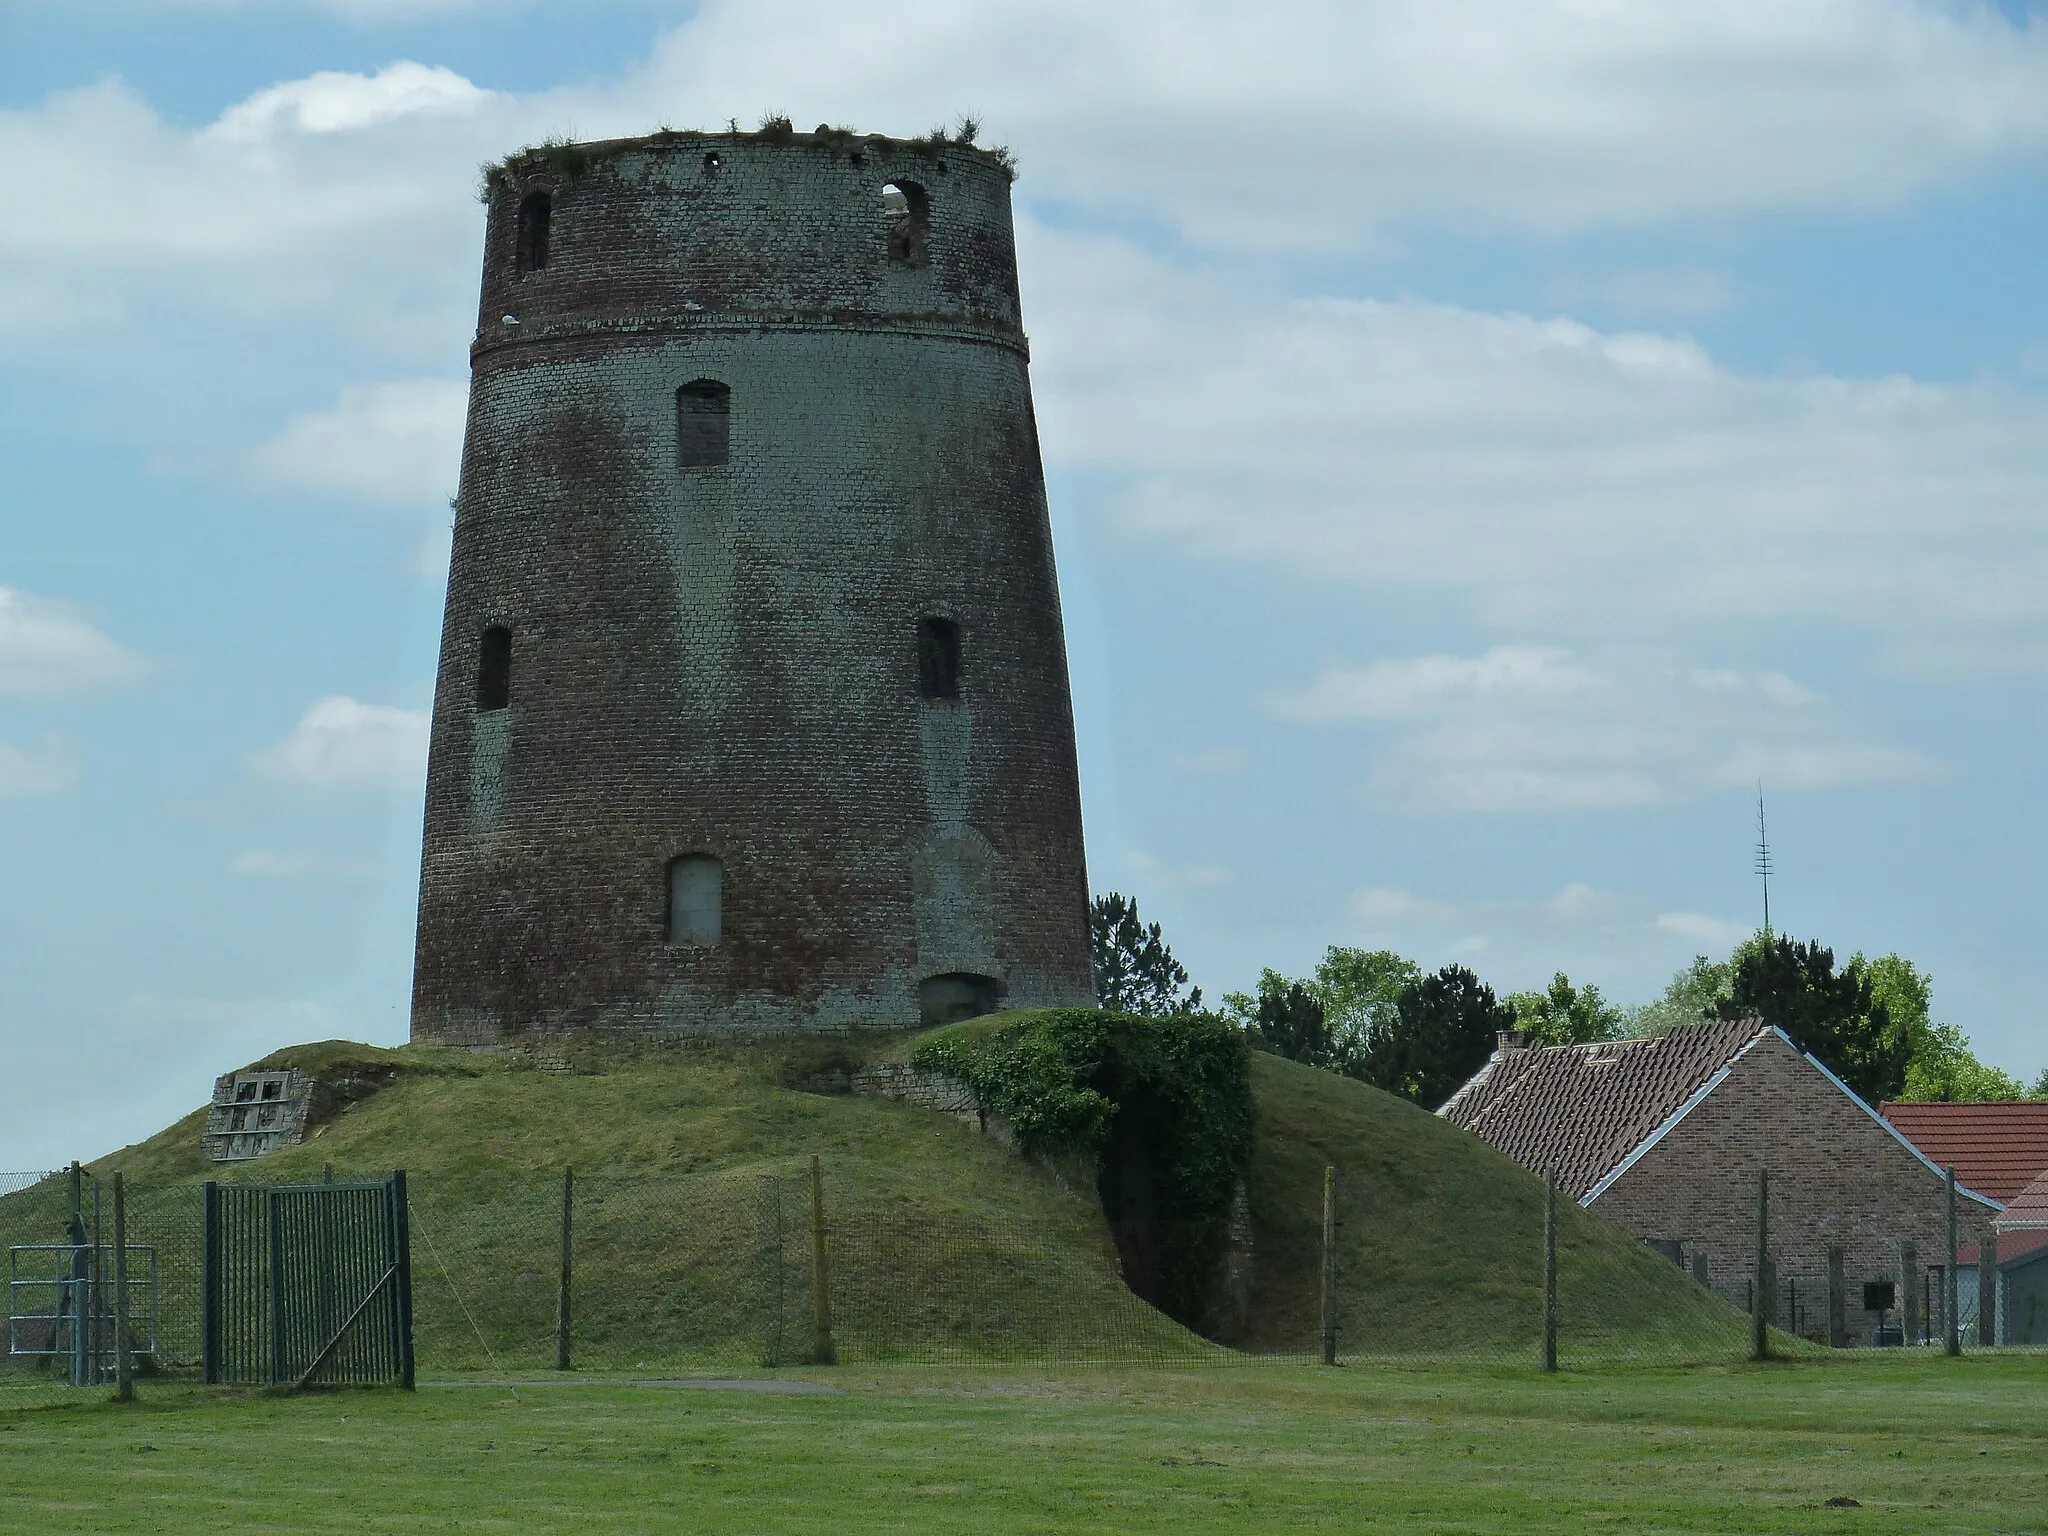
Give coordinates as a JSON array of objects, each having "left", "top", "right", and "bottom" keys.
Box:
[
  {"left": 3, "top": 1030, "right": 1752, "bottom": 1372},
  {"left": 2, "top": 1356, "right": 2044, "bottom": 1533}
]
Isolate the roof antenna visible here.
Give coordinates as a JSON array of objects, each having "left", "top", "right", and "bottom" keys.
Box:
[{"left": 1754, "top": 785, "right": 1773, "bottom": 938}]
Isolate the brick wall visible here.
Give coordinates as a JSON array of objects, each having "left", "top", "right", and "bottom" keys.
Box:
[
  {"left": 412, "top": 131, "right": 1094, "bottom": 1042},
  {"left": 1593, "top": 1031, "right": 1999, "bottom": 1338}
]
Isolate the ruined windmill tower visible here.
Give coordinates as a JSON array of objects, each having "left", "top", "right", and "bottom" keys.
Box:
[{"left": 411, "top": 126, "right": 1095, "bottom": 1043}]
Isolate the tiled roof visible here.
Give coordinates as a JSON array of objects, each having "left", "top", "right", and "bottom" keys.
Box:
[
  {"left": 1438, "top": 1019, "right": 1767, "bottom": 1200},
  {"left": 1998, "top": 1166, "right": 2048, "bottom": 1231},
  {"left": 1876, "top": 1102, "right": 2048, "bottom": 1203}
]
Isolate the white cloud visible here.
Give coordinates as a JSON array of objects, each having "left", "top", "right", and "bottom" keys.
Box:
[
  {"left": 252, "top": 696, "right": 429, "bottom": 790},
  {"left": 253, "top": 379, "right": 468, "bottom": 504},
  {"left": 0, "top": 588, "right": 148, "bottom": 697},
  {"left": 1030, "top": 234, "right": 2048, "bottom": 669},
  {"left": 1127, "top": 849, "right": 1235, "bottom": 891},
  {"left": 6, "top": 3, "right": 2048, "bottom": 355},
  {"left": 1352, "top": 886, "right": 1456, "bottom": 925},
  {"left": 639, "top": 0, "right": 2048, "bottom": 246},
  {"left": 210, "top": 62, "right": 489, "bottom": 140},
  {"left": 0, "top": 733, "right": 80, "bottom": 798},
  {"left": 1655, "top": 910, "right": 1754, "bottom": 947},
  {"left": 1269, "top": 646, "right": 1937, "bottom": 812},
  {"left": 227, "top": 849, "right": 381, "bottom": 878}
]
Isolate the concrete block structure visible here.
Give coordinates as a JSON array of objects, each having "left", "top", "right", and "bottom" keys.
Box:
[
  {"left": 411, "top": 127, "right": 1094, "bottom": 1043},
  {"left": 1440, "top": 1021, "right": 2004, "bottom": 1343}
]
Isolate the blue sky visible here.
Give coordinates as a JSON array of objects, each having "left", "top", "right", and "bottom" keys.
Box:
[{"left": 4, "top": 0, "right": 2048, "bottom": 1168}]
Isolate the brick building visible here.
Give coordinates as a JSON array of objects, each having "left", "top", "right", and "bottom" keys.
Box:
[
  {"left": 412, "top": 127, "right": 1095, "bottom": 1042},
  {"left": 1440, "top": 1021, "right": 2002, "bottom": 1343}
]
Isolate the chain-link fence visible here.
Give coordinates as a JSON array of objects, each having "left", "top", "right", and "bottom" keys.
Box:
[{"left": 2, "top": 1160, "right": 2030, "bottom": 1404}]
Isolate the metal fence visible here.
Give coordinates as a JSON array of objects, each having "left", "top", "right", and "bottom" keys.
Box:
[{"left": 0, "top": 1159, "right": 2030, "bottom": 1404}]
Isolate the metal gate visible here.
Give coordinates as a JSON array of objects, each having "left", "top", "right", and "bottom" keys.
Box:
[{"left": 202, "top": 1172, "right": 414, "bottom": 1388}]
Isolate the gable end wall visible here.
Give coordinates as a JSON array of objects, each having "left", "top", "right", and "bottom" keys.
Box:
[{"left": 1592, "top": 1031, "right": 1992, "bottom": 1336}]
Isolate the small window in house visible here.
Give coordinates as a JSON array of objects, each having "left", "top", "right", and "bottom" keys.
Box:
[
  {"left": 667, "top": 854, "right": 723, "bottom": 945},
  {"left": 917, "top": 616, "right": 960, "bottom": 701},
  {"left": 883, "top": 181, "right": 929, "bottom": 267},
  {"left": 477, "top": 624, "right": 512, "bottom": 711},
  {"left": 676, "top": 380, "right": 731, "bottom": 469},
  {"left": 516, "top": 191, "right": 551, "bottom": 272}
]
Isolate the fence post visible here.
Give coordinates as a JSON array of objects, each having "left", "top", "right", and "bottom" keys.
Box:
[
  {"left": 1826, "top": 1246, "right": 1847, "bottom": 1348},
  {"left": 114, "top": 1173, "right": 132, "bottom": 1403},
  {"left": 1978, "top": 1222, "right": 1999, "bottom": 1347},
  {"left": 1944, "top": 1168, "right": 1960, "bottom": 1357},
  {"left": 391, "top": 1169, "right": 415, "bottom": 1391},
  {"left": 1317, "top": 1166, "right": 1337, "bottom": 1365},
  {"left": 201, "top": 1181, "right": 221, "bottom": 1384},
  {"left": 555, "top": 1166, "right": 574, "bottom": 1371},
  {"left": 1898, "top": 1239, "right": 1919, "bottom": 1346},
  {"left": 809, "top": 1155, "right": 836, "bottom": 1365},
  {"left": 1750, "top": 1168, "right": 1770, "bottom": 1361},
  {"left": 1541, "top": 1169, "right": 1558, "bottom": 1373}
]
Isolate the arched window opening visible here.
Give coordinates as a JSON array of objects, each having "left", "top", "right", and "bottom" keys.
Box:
[
  {"left": 883, "top": 181, "right": 929, "bottom": 268},
  {"left": 515, "top": 192, "right": 551, "bottom": 273},
  {"left": 476, "top": 624, "right": 512, "bottom": 711},
  {"left": 917, "top": 615, "right": 961, "bottom": 701},
  {"left": 920, "top": 972, "right": 1001, "bottom": 1027},
  {"left": 667, "top": 854, "right": 723, "bottom": 946},
  {"left": 676, "top": 379, "right": 731, "bottom": 469}
]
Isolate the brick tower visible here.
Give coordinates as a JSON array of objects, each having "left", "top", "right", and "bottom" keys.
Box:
[{"left": 411, "top": 127, "right": 1095, "bottom": 1043}]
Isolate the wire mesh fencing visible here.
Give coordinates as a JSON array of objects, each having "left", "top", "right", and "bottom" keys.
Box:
[{"left": 0, "top": 1158, "right": 2024, "bottom": 1403}]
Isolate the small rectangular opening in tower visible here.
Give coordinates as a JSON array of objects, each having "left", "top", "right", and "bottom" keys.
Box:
[
  {"left": 477, "top": 624, "right": 512, "bottom": 711},
  {"left": 676, "top": 380, "right": 731, "bottom": 469},
  {"left": 918, "top": 616, "right": 961, "bottom": 701},
  {"left": 516, "top": 192, "right": 551, "bottom": 272}
]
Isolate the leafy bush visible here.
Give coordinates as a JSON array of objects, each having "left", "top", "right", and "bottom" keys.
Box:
[{"left": 911, "top": 1009, "right": 1254, "bottom": 1325}]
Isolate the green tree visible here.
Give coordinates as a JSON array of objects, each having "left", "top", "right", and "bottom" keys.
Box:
[
  {"left": 1352, "top": 964, "right": 1514, "bottom": 1109},
  {"left": 1712, "top": 935, "right": 1908, "bottom": 1104},
  {"left": 2033, "top": 1067, "right": 2048, "bottom": 1099},
  {"left": 1626, "top": 950, "right": 1745, "bottom": 1036},
  {"left": 1089, "top": 893, "right": 1203, "bottom": 1016},
  {"left": 1312, "top": 947, "right": 1420, "bottom": 1063},
  {"left": 1506, "top": 972, "right": 1626, "bottom": 1046},
  {"left": 1244, "top": 970, "right": 1329, "bottom": 1064},
  {"left": 1900, "top": 1021, "right": 2029, "bottom": 1102}
]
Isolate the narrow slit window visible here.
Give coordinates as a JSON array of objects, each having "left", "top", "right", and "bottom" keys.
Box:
[
  {"left": 667, "top": 854, "right": 723, "bottom": 945},
  {"left": 917, "top": 615, "right": 961, "bottom": 701},
  {"left": 515, "top": 191, "right": 551, "bottom": 272},
  {"left": 883, "top": 181, "right": 929, "bottom": 268},
  {"left": 477, "top": 624, "right": 512, "bottom": 711},
  {"left": 676, "top": 380, "right": 731, "bottom": 469}
]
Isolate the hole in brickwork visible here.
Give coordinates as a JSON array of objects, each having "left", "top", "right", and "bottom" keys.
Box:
[
  {"left": 477, "top": 624, "right": 512, "bottom": 711},
  {"left": 884, "top": 180, "right": 930, "bottom": 267},
  {"left": 667, "top": 854, "right": 723, "bottom": 946},
  {"left": 515, "top": 192, "right": 551, "bottom": 272},
  {"left": 703, "top": 151, "right": 721, "bottom": 172},
  {"left": 917, "top": 615, "right": 961, "bottom": 701},
  {"left": 920, "top": 972, "right": 1002, "bottom": 1027},
  {"left": 676, "top": 379, "right": 732, "bottom": 469}
]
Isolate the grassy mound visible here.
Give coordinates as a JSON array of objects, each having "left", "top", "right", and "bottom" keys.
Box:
[
  {"left": 1241, "top": 1051, "right": 1756, "bottom": 1362},
  {"left": 2, "top": 1024, "right": 1755, "bottom": 1374}
]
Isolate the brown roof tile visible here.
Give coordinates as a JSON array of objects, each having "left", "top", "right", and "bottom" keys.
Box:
[
  {"left": 1438, "top": 1019, "right": 1766, "bottom": 1199},
  {"left": 1876, "top": 1102, "right": 2048, "bottom": 1204},
  {"left": 1998, "top": 1166, "right": 2048, "bottom": 1230}
]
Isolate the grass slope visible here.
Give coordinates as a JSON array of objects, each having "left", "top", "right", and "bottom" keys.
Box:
[
  {"left": 4, "top": 1028, "right": 1752, "bottom": 1371},
  {"left": 1242, "top": 1052, "right": 1756, "bottom": 1361},
  {"left": 4, "top": 1357, "right": 2046, "bottom": 1533}
]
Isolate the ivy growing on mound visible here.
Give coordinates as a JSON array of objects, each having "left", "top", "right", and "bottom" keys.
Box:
[{"left": 911, "top": 1008, "right": 1254, "bottom": 1329}]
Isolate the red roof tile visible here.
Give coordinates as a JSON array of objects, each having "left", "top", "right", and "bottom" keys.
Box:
[
  {"left": 1998, "top": 1166, "right": 2048, "bottom": 1230},
  {"left": 1876, "top": 1102, "right": 2048, "bottom": 1204},
  {"left": 1438, "top": 1019, "right": 1766, "bottom": 1199}
]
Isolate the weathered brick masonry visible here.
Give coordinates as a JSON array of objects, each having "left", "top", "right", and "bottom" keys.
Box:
[
  {"left": 412, "top": 130, "right": 1095, "bottom": 1042},
  {"left": 1443, "top": 1023, "right": 2002, "bottom": 1341},
  {"left": 1591, "top": 1031, "right": 1999, "bottom": 1329}
]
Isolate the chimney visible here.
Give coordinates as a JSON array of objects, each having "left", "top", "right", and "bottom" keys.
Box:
[{"left": 1496, "top": 1030, "right": 1525, "bottom": 1055}]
